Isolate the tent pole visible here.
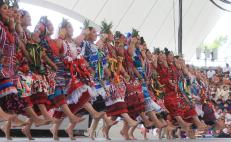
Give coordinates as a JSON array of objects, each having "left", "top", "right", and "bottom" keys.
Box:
[{"left": 178, "top": 0, "right": 183, "bottom": 56}]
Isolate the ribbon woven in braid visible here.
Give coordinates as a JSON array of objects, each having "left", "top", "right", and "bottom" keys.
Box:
[
  {"left": 97, "top": 52, "right": 110, "bottom": 96},
  {"left": 26, "top": 43, "right": 45, "bottom": 74},
  {"left": 108, "top": 57, "right": 121, "bottom": 83}
]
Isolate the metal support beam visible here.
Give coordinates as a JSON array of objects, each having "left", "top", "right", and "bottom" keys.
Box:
[{"left": 178, "top": 0, "right": 183, "bottom": 56}]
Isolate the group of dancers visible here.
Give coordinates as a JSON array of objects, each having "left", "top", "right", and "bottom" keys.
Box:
[{"left": 0, "top": 0, "right": 224, "bottom": 140}]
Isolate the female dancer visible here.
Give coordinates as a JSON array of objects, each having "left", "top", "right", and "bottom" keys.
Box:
[
  {"left": 96, "top": 22, "right": 139, "bottom": 140},
  {"left": 78, "top": 21, "right": 115, "bottom": 140},
  {"left": 129, "top": 32, "right": 166, "bottom": 129},
  {"left": 117, "top": 33, "right": 162, "bottom": 140},
  {"left": 0, "top": 2, "right": 47, "bottom": 140},
  {"left": 17, "top": 16, "right": 85, "bottom": 140},
  {"left": 18, "top": 9, "right": 57, "bottom": 124},
  {"left": 175, "top": 56, "right": 207, "bottom": 130},
  {"left": 145, "top": 49, "right": 174, "bottom": 139},
  {"left": 156, "top": 49, "right": 195, "bottom": 138},
  {"left": 51, "top": 19, "right": 104, "bottom": 140}
]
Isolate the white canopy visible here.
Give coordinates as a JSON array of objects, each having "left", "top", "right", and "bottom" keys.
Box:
[{"left": 21, "top": 0, "right": 224, "bottom": 60}]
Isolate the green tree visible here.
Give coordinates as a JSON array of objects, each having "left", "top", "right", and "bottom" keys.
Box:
[{"left": 200, "top": 35, "right": 228, "bottom": 50}]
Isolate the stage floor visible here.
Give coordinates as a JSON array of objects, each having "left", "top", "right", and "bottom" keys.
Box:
[
  {"left": 0, "top": 138, "right": 231, "bottom": 142},
  {"left": 0, "top": 121, "right": 230, "bottom": 141}
]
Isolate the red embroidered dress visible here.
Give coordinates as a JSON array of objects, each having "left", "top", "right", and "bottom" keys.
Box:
[
  {"left": 174, "top": 67, "right": 197, "bottom": 121},
  {"left": 156, "top": 63, "right": 184, "bottom": 117},
  {"left": 62, "top": 40, "right": 95, "bottom": 106},
  {"left": 19, "top": 29, "right": 51, "bottom": 107},
  {"left": 0, "top": 21, "right": 18, "bottom": 96},
  {"left": 0, "top": 21, "right": 28, "bottom": 114},
  {"left": 36, "top": 22, "right": 68, "bottom": 108},
  {"left": 123, "top": 50, "right": 145, "bottom": 119}
]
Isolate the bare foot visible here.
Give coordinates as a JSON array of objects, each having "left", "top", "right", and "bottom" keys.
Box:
[
  {"left": 12, "top": 121, "right": 29, "bottom": 128},
  {"left": 181, "top": 122, "right": 192, "bottom": 131},
  {"left": 69, "top": 116, "right": 85, "bottom": 124},
  {"left": 141, "top": 131, "right": 149, "bottom": 140},
  {"left": 1, "top": 124, "right": 12, "bottom": 140},
  {"left": 144, "top": 121, "right": 155, "bottom": 129},
  {"left": 144, "top": 121, "right": 155, "bottom": 128},
  {"left": 120, "top": 130, "right": 130, "bottom": 140},
  {"left": 21, "top": 126, "right": 34, "bottom": 140},
  {"left": 50, "top": 126, "right": 59, "bottom": 141},
  {"left": 65, "top": 127, "right": 76, "bottom": 140},
  {"left": 93, "top": 112, "right": 105, "bottom": 120},
  {"left": 166, "top": 126, "right": 174, "bottom": 139},
  {"left": 188, "top": 129, "right": 196, "bottom": 139},
  {"left": 182, "top": 126, "right": 193, "bottom": 139},
  {"left": 158, "top": 128, "right": 163, "bottom": 139},
  {"left": 102, "top": 127, "right": 111, "bottom": 140},
  {"left": 45, "top": 117, "right": 59, "bottom": 124},
  {"left": 156, "top": 121, "right": 168, "bottom": 129},
  {"left": 128, "top": 133, "right": 137, "bottom": 140},
  {"left": 88, "top": 128, "right": 96, "bottom": 140},
  {"left": 128, "top": 120, "right": 138, "bottom": 127},
  {"left": 196, "top": 123, "right": 208, "bottom": 131},
  {"left": 34, "top": 118, "right": 50, "bottom": 127},
  {"left": 129, "top": 136, "right": 137, "bottom": 140}
]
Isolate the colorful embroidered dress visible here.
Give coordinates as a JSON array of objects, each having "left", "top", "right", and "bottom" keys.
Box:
[
  {"left": 0, "top": 21, "right": 27, "bottom": 114},
  {"left": 38, "top": 30, "right": 68, "bottom": 108},
  {"left": 82, "top": 40, "right": 109, "bottom": 111},
  {"left": 62, "top": 40, "right": 95, "bottom": 105},
  {"left": 133, "top": 47, "right": 162, "bottom": 113},
  {"left": 123, "top": 50, "right": 145, "bottom": 119}
]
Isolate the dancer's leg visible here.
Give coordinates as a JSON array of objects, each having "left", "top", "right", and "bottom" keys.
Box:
[
  {"left": 38, "top": 104, "right": 56, "bottom": 123},
  {"left": 24, "top": 107, "right": 49, "bottom": 126},
  {"left": 140, "top": 112, "right": 155, "bottom": 127},
  {"left": 88, "top": 118, "right": 99, "bottom": 140},
  {"left": 192, "top": 116, "right": 207, "bottom": 130},
  {"left": 21, "top": 118, "right": 34, "bottom": 140},
  {"left": 121, "top": 113, "right": 138, "bottom": 127},
  {"left": 0, "top": 107, "right": 16, "bottom": 121},
  {"left": 128, "top": 123, "right": 138, "bottom": 140},
  {"left": 83, "top": 102, "right": 105, "bottom": 119},
  {"left": 146, "top": 111, "right": 165, "bottom": 128},
  {"left": 65, "top": 122, "right": 77, "bottom": 140},
  {"left": 50, "top": 119, "right": 63, "bottom": 141},
  {"left": 120, "top": 121, "right": 130, "bottom": 140},
  {"left": 1, "top": 120, "right": 12, "bottom": 140},
  {"left": 60, "top": 104, "right": 85, "bottom": 123}
]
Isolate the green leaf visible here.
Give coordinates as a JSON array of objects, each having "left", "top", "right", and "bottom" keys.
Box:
[
  {"left": 114, "top": 31, "right": 122, "bottom": 39},
  {"left": 200, "top": 35, "right": 228, "bottom": 50},
  {"left": 100, "top": 20, "right": 113, "bottom": 34},
  {"left": 83, "top": 20, "right": 90, "bottom": 29},
  {"left": 131, "top": 28, "right": 139, "bottom": 37}
]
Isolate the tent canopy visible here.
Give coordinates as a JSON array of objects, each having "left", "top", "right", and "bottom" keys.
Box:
[{"left": 21, "top": 0, "right": 224, "bottom": 60}]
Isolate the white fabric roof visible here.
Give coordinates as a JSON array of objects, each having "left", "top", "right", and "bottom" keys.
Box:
[{"left": 21, "top": 0, "right": 224, "bottom": 60}]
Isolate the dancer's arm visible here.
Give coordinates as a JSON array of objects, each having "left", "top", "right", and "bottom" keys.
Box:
[
  {"left": 42, "top": 50, "right": 58, "bottom": 71},
  {"left": 18, "top": 40, "right": 32, "bottom": 63}
]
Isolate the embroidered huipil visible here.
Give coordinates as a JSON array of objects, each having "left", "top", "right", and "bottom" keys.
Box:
[
  {"left": 39, "top": 36, "right": 69, "bottom": 97},
  {"left": 133, "top": 47, "right": 161, "bottom": 113},
  {"left": 0, "top": 21, "right": 18, "bottom": 98},
  {"left": 82, "top": 40, "right": 109, "bottom": 101},
  {"left": 62, "top": 40, "right": 94, "bottom": 104}
]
